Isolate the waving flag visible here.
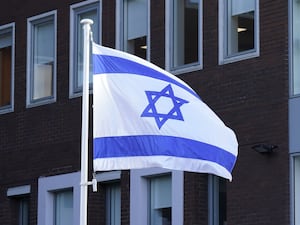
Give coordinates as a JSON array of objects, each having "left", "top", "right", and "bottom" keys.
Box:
[{"left": 92, "top": 43, "right": 238, "bottom": 180}]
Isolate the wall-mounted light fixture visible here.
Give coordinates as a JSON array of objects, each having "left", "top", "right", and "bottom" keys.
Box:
[{"left": 251, "top": 144, "right": 278, "bottom": 154}]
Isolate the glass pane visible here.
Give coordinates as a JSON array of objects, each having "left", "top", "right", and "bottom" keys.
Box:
[
  {"left": 227, "top": 5, "right": 254, "bottom": 55},
  {"left": 127, "top": 36, "right": 147, "bottom": 59},
  {"left": 172, "top": 0, "right": 199, "bottom": 68},
  {"left": 75, "top": 8, "right": 98, "bottom": 91},
  {"left": 55, "top": 190, "right": 73, "bottom": 225},
  {"left": 0, "top": 46, "right": 11, "bottom": 107},
  {"left": 150, "top": 175, "right": 172, "bottom": 225},
  {"left": 231, "top": 0, "right": 255, "bottom": 15},
  {"left": 124, "top": 0, "right": 148, "bottom": 59},
  {"left": 236, "top": 12, "right": 254, "bottom": 52},
  {"left": 106, "top": 183, "right": 121, "bottom": 225},
  {"left": 293, "top": 0, "right": 300, "bottom": 95},
  {"left": 295, "top": 157, "right": 300, "bottom": 225},
  {"left": 32, "top": 20, "right": 54, "bottom": 100}
]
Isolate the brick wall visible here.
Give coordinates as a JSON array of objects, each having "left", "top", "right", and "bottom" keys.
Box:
[
  {"left": 0, "top": 1, "right": 84, "bottom": 224},
  {"left": 192, "top": 0, "right": 289, "bottom": 224},
  {"left": 0, "top": 0, "right": 290, "bottom": 225}
]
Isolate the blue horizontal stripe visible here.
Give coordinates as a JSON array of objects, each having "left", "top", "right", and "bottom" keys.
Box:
[
  {"left": 93, "top": 54, "right": 200, "bottom": 99},
  {"left": 93, "top": 135, "right": 236, "bottom": 172}
]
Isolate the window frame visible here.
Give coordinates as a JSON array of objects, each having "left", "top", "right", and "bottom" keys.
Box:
[
  {"left": 37, "top": 172, "right": 80, "bottom": 225},
  {"left": 105, "top": 183, "right": 121, "bottom": 225},
  {"left": 19, "top": 198, "right": 30, "bottom": 225},
  {"left": 0, "top": 22, "right": 15, "bottom": 114},
  {"left": 130, "top": 168, "right": 183, "bottom": 225},
  {"left": 149, "top": 174, "right": 172, "bottom": 225},
  {"left": 165, "top": 0, "right": 203, "bottom": 74},
  {"left": 7, "top": 185, "right": 31, "bottom": 225},
  {"left": 54, "top": 190, "right": 74, "bottom": 225},
  {"left": 96, "top": 171, "right": 121, "bottom": 225},
  {"left": 26, "top": 10, "right": 57, "bottom": 108},
  {"left": 218, "top": 0, "right": 260, "bottom": 64},
  {"left": 69, "top": 0, "right": 101, "bottom": 98}
]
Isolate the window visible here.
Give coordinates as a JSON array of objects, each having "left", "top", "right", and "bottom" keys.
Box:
[
  {"left": 96, "top": 171, "right": 121, "bottom": 225},
  {"left": 130, "top": 168, "right": 183, "bottom": 225},
  {"left": 26, "top": 11, "right": 56, "bottom": 107},
  {"left": 117, "top": 0, "right": 149, "bottom": 60},
  {"left": 70, "top": 0, "right": 100, "bottom": 96},
  {"left": 166, "top": 0, "right": 203, "bottom": 74},
  {"left": 292, "top": 0, "right": 300, "bottom": 95},
  {"left": 150, "top": 175, "right": 172, "bottom": 225},
  {"left": 55, "top": 190, "right": 73, "bottom": 225},
  {"left": 7, "top": 185, "right": 31, "bottom": 225},
  {"left": 208, "top": 175, "right": 227, "bottom": 225},
  {"left": 219, "top": 0, "right": 259, "bottom": 64},
  {"left": 293, "top": 156, "right": 300, "bottom": 225},
  {"left": 0, "top": 23, "right": 14, "bottom": 114},
  {"left": 106, "top": 183, "right": 121, "bottom": 225},
  {"left": 37, "top": 172, "right": 80, "bottom": 225}
]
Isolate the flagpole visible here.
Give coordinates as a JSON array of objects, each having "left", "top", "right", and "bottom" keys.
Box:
[{"left": 80, "top": 18, "right": 93, "bottom": 225}]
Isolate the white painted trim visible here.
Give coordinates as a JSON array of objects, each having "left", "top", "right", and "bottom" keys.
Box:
[
  {"left": 165, "top": 0, "right": 171, "bottom": 71},
  {"left": 26, "top": 10, "right": 57, "bottom": 108},
  {"left": 115, "top": 0, "right": 122, "bottom": 50},
  {"left": 116, "top": 0, "right": 151, "bottom": 61},
  {"left": 7, "top": 185, "right": 31, "bottom": 197},
  {"left": 289, "top": 97, "right": 300, "bottom": 153},
  {"left": 147, "top": 0, "right": 151, "bottom": 61},
  {"left": 37, "top": 172, "right": 81, "bottom": 225},
  {"left": 218, "top": 0, "right": 260, "bottom": 65},
  {"left": 289, "top": 0, "right": 294, "bottom": 97},
  {"left": 69, "top": 0, "right": 101, "bottom": 98},
  {"left": 165, "top": 0, "right": 203, "bottom": 74},
  {"left": 130, "top": 168, "right": 183, "bottom": 225},
  {"left": 96, "top": 171, "right": 121, "bottom": 182}
]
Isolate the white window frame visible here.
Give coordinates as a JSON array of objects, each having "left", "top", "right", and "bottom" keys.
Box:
[
  {"left": 26, "top": 11, "right": 57, "bottom": 108},
  {"left": 116, "top": 0, "right": 151, "bottom": 60},
  {"left": 165, "top": 0, "right": 203, "bottom": 74},
  {"left": 130, "top": 168, "right": 183, "bottom": 225},
  {"left": 37, "top": 172, "right": 80, "bottom": 225},
  {"left": 0, "top": 22, "right": 15, "bottom": 114},
  {"left": 218, "top": 0, "right": 260, "bottom": 64},
  {"left": 69, "top": 0, "right": 101, "bottom": 98}
]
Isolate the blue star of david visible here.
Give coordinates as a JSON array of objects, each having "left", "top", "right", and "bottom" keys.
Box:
[{"left": 141, "top": 84, "right": 189, "bottom": 129}]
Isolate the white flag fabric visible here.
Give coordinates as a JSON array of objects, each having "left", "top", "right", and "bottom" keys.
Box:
[{"left": 92, "top": 43, "right": 238, "bottom": 180}]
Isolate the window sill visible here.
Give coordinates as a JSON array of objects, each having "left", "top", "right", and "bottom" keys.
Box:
[
  {"left": 169, "top": 63, "right": 203, "bottom": 75},
  {"left": 219, "top": 50, "right": 260, "bottom": 65},
  {"left": 26, "top": 97, "right": 56, "bottom": 108}
]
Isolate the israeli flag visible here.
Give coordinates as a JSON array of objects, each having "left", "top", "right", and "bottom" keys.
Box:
[{"left": 92, "top": 43, "right": 238, "bottom": 180}]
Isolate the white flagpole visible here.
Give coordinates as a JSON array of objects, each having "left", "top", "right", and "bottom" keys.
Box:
[{"left": 80, "top": 18, "right": 93, "bottom": 225}]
